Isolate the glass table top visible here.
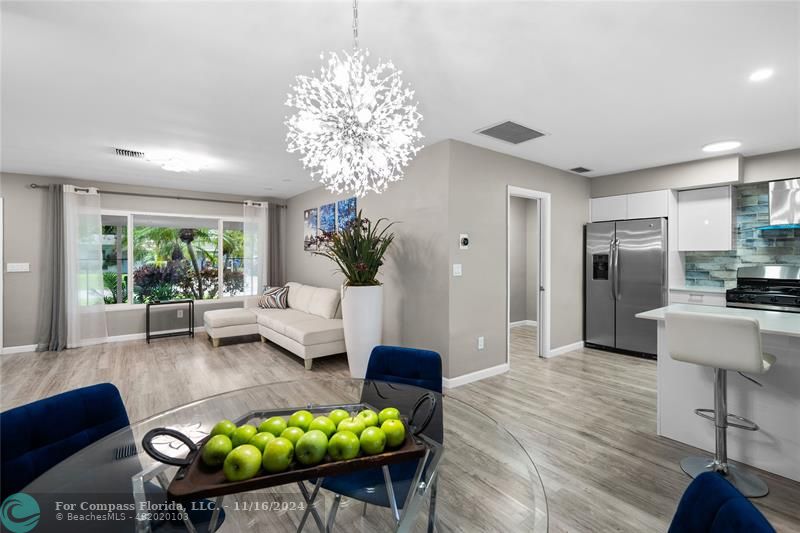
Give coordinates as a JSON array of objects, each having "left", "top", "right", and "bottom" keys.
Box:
[{"left": 24, "top": 379, "right": 547, "bottom": 532}]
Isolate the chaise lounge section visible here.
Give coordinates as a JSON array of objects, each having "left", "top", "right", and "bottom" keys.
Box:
[{"left": 204, "top": 282, "right": 345, "bottom": 370}]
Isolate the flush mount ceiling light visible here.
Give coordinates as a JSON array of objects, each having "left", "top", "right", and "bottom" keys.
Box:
[
  {"left": 284, "top": 0, "right": 424, "bottom": 197},
  {"left": 702, "top": 140, "right": 742, "bottom": 153},
  {"left": 749, "top": 68, "right": 774, "bottom": 82},
  {"left": 146, "top": 152, "right": 210, "bottom": 173}
]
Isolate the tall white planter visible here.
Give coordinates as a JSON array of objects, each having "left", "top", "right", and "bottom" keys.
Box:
[{"left": 341, "top": 285, "right": 383, "bottom": 378}]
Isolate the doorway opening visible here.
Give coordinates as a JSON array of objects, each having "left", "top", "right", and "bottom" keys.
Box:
[{"left": 507, "top": 186, "right": 550, "bottom": 364}]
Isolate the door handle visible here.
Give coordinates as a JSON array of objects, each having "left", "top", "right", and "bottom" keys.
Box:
[
  {"left": 609, "top": 239, "right": 616, "bottom": 300},
  {"left": 613, "top": 239, "right": 621, "bottom": 300}
]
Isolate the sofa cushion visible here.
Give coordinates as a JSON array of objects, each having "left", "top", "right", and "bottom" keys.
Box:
[
  {"left": 307, "top": 287, "right": 340, "bottom": 319},
  {"left": 283, "top": 318, "right": 345, "bottom": 345},
  {"left": 204, "top": 308, "right": 257, "bottom": 328},
  {"left": 291, "top": 285, "right": 316, "bottom": 313},
  {"left": 256, "top": 309, "right": 314, "bottom": 335},
  {"left": 285, "top": 282, "right": 304, "bottom": 309}
]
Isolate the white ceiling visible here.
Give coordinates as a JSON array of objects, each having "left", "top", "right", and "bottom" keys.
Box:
[{"left": 2, "top": 1, "right": 798, "bottom": 198}]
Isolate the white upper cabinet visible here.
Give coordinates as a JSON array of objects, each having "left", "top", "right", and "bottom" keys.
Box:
[
  {"left": 677, "top": 186, "right": 733, "bottom": 251},
  {"left": 627, "top": 190, "right": 670, "bottom": 219},
  {"left": 591, "top": 189, "right": 670, "bottom": 222},
  {"left": 590, "top": 195, "right": 628, "bottom": 222}
]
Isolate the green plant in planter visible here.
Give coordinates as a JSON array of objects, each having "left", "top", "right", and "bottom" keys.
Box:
[{"left": 313, "top": 210, "right": 395, "bottom": 286}]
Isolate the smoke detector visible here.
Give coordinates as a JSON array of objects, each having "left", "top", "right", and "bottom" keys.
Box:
[{"left": 475, "top": 121, "right": 545, "bottom": 145}]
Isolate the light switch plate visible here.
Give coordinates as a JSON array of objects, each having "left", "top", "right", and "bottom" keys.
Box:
[
  {"left": 6, "top": 262, "right": 30, "bottom": 273},
  {"left": 452, "top": 263, "right": 462, "bottom": 277},
  {"left": 478, "top": 336, "right": 485, "bottom": 350}
]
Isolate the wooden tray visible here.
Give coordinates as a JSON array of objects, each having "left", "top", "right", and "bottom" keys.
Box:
[{"left": 162, "top": 418, "right": 426, "bottom": 502}]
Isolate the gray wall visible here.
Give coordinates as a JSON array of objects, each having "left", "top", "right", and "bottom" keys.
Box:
[
  {"left": 590, "top": 148, "right": 800, "bottom": 198},
  {"left": 590, "top": 154, "right": 741, "bottom": 197},
  {"left": 508, "top": 197, "right": 538, "bottom": 323},
  {"left": 286, "top": 140, "right": 590, "bottom": 379},
  {"left": 284, "top": 141, "right": 451, "bottom": 372},
  {"left": 508, "top": 197, "right": 528, "bottom": 323},
  {"left": 447, "top": 141, "right": 590, "bottom": 376},
  {"left": 1, "top": 172, "right": 268, "bottom": 347},
  {"left": 525, "top": 199, "right": 539, "bottom": 322}
]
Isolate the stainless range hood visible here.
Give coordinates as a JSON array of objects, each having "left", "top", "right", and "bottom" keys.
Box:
[{"left": 759, "top": 178, "right": 800, "bottom": 230}]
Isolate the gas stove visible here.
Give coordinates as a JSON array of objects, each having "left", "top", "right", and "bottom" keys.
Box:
[{"left": 726, "top": 265, "right": 800, "bottom": 313}]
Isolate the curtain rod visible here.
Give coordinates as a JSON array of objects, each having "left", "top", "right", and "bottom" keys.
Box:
[{"left": 29, "top": 183, "right": 286, "bottom": 208}]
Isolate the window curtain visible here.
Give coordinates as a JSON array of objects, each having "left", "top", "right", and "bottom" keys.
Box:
[
  {"left": 267, "top": 203, "right": 286, "bottom": 287},
  {"left": 243, "top": 201, "right": 268, "bottom": 295},
  {"left": 63, "top": 186, "right": 108, "bottom": 348},
  {"left": 36, "top": 185, "right": 108, "bottom": 350},
  {"left": 36, "top": 185, "right": 67, "bottom": 351}
]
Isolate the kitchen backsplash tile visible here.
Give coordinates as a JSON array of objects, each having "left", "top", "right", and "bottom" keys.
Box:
[{"left": 684, "top": 183, "right": 800, "bottom": 288}]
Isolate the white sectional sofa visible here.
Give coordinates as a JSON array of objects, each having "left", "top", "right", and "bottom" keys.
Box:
[{"left": 203, "top": 282, "right": 345, "bottom": 370}]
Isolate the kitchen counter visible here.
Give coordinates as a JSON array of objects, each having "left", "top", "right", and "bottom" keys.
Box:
[
  {"left": 636, "top": 303, "right": 800, "bottom": 337},
  {"left": 668, "top": 286, "right": 728, "bottom": 294},
  {"left": 636, "top": 303, "right": 800, "bottom": 482}
]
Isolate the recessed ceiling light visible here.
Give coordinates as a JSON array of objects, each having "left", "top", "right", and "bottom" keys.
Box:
[
  {"left": 702, "top": 140, "right": 741, "bottom": 153},
  {"left": 749, "top": 68, "right": 774, "bottom": 82},
  {"left": 146, "top": 152, "right": 211, "bottom": 173}
]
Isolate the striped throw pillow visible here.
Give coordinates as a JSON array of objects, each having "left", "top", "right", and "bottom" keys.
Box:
[{"left": 258, "top": 286, "right": 289, "bottom": 309}]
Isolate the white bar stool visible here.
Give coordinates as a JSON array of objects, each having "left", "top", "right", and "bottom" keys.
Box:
[{"left": 665, "top": 311, "right": 775, "bottom": 498}]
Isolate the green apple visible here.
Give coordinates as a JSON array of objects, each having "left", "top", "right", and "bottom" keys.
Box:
[
  {"left": 281, "top": 426, "right": 305, "bottom": 447},
  {"left": 337, "top": 417, "right": 366, "bottom": 437},
  {"left": 359, "top": 426, "right": 387, "bottom": 455},
  {"left": 249, "top": 432, "right": 275, "bottom": 453},
  {"left": 295, "top": 429, "right": 329, "bottom": 466},
  {"left": 308, "top": 416, "right": 337, "bottom": 438},
  {"left": 231, "top": 424, "right": 258, "bottom": 448},
  {"left": 288, "top": 410, "right": 314, "bottom": 431},
  {"left": 258, "top": 416, "right": 287, "bottom": 437},
  {"left": 210, "top": 419, "right": 237, "bottom": 438},
  {"left": 223, "top": 444, "right": 262, "bottom": 481},
  {"left": 201, "top": 435, "right": 232, "bottom": 467},
  {"left": 328, "top": 430, "right": 360, "bottom": 461},
  {"left": 328, "top": 409, "right": 350, "bottom": 427},
  {"left": 262, "top": 437, "right": 294, "bottom": 473},
  {"left": 357, "top": 409, "right": 379, "bottom": 428},
  {"left": 381, "top": 419, "right": 406, "bottom": 448},
  {"left": 378, "top": 407, "right": 401, "bottom": 425}
]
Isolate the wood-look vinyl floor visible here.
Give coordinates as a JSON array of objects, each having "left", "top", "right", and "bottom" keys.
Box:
[{"left": 1, "top": 326, "right": 798, "bottom": 532}]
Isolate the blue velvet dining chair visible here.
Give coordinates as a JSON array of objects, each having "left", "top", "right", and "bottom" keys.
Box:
[
  {"left": 669, "top": 472, "right": 775, "bottom": 533},
  {"left": 319, "top": 345, "right": 443, "bottom": 530},
  {"left": 0, "top": 383, "right": 224, "bottom": 532},
  {"left": 0, "top": 383, "right": 130, "bottom": 499}
]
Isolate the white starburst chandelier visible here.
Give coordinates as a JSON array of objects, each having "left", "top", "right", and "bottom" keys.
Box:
[{"left": 285, "top": 0, "right": 423, "bottom": 197}]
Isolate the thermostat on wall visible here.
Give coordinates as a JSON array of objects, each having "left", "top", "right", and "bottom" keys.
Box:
[{"left": 459, "top": 234, "right": 470, "bottom": 250}]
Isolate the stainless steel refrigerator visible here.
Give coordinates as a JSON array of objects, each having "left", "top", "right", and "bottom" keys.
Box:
[{"left": 584, "top": 218, "right": 667, "bottom": 357}]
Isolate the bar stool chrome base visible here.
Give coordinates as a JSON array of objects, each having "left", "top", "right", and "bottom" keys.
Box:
[{"left": 681, "top": 456, "right": 769, "bottom": 498}]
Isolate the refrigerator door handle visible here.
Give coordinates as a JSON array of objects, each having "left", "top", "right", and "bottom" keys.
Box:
[
  {"left": 609, "top": 239, "right": 616, "bottom": 300},
  {"left": 613, "top": 238, "right": 621, "bottom": 300}
]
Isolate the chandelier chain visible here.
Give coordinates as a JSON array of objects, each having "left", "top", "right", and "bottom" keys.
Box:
[{"left": 352, "top": 0, "right": 359, "bottom": 50}]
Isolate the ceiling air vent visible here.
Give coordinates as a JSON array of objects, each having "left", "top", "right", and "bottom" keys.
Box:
[
  {"left": 115, "top": 148, "right": 145, "bottom": 159},
  {"left": 570, "top": 166, "right": 592, "bottom": 173},
  {"left": 476, "top": 121, "right": 545, "bottom": 145}
]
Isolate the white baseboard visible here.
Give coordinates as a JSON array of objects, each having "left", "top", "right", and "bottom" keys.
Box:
[
  {"left": 1, "top": 344, "right": 37, "bottom": 355},
  {"left": 1, "top": 328, "right": 200, "bottom": 355},
  {"left": 509, "top": 320, "right": 537, "bottom": 328},
  {"left": 442, "top": 362, "right": 509, "bottom": 389},
  {"left": 544, "top": 340, "right": 584, "bottom": 358}
]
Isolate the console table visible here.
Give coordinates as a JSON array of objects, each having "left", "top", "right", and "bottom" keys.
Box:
[{"left": 146, "top": 299, "right": 194, "bottom": 343}]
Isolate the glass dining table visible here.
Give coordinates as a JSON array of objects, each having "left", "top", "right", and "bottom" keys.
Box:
[{"left": 22, "top": 378, "right": 547, "bottom": 532}]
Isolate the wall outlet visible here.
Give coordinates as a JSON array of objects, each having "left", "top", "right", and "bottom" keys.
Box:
[
  {"left": 177, "top": 309, "right": 184, "bottom": 318},
  {"left": 477, "top": 336, "right": 485, "bottom": 350},
  {"left": 452, "top": 263, "right": 462, "bottom": 277}
]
